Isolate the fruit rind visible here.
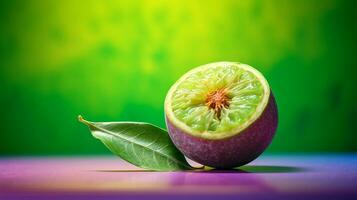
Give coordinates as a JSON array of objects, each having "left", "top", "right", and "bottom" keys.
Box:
[
  {"left": 165, "top": 61, "right": 270, "bottom": 140},
  {"left": 166, "top": 92, "right": 278, "bottom": 168}
]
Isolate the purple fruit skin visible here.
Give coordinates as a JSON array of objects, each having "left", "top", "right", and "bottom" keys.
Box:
[{"left": 166, "top": 93, "right": 278, "bottom": 168}]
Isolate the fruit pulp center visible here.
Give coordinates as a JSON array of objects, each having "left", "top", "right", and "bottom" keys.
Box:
[
  {"left": 169, "top": 64, "right": 265, "bottom": 133},
  {"left": 205, "top": 89, "right": 230, "bottom": 119}
]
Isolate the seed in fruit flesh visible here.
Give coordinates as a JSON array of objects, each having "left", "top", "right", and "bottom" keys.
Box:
[{"left": 164, "top": 61, "right": 278, "bottom": 168}]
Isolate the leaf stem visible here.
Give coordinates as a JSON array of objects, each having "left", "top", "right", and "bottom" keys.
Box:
[{"left": 78, "top": 115, "right": 92, "bottom": 127}]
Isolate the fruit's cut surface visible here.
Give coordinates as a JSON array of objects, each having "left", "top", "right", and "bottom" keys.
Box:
[{"left": 165, "top": 62, "right": 278, "bottom": 168}]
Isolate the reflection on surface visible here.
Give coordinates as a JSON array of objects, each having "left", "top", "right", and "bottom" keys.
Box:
[
  {"left": 168, "top": 168, "right": 274, "bottom": 193},
  {"left": 93, "top": 165, "right": 306, "bottom": 174},
  {"left": 90, "top": 165, "right": 304, "bottom": 193},
  {"left": 239, "top": 165, "right": 307, "bottom": 173},
  {"left": 93, "top": 169, "right": 156, "bottom": 172}
]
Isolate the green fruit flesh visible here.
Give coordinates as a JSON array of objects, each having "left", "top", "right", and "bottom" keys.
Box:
[{"left": 166, "top": 62, "right": 269, "bottom": 139}]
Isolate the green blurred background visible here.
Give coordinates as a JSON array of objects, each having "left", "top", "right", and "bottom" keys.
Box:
[{"left": 1, "top": 0, "right": 356, "bottom": 155}]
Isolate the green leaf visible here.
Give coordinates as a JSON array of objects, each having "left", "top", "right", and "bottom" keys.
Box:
[{"left": 78, "top": 115, "right": 193, "bottom": 171}]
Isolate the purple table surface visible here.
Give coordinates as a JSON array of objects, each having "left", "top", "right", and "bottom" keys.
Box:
[{"left": 0, "top": 154, "right": 357, "bottom": 200}]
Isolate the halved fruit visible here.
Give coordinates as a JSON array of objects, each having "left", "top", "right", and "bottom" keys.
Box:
[{"left": 165, "top": 61, "right": 278, "bottom": 168}]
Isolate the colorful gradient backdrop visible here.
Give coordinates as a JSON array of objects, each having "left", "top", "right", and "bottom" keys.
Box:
[{"left": 1, "top": 0, "right": 356, "bottom": 155}]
